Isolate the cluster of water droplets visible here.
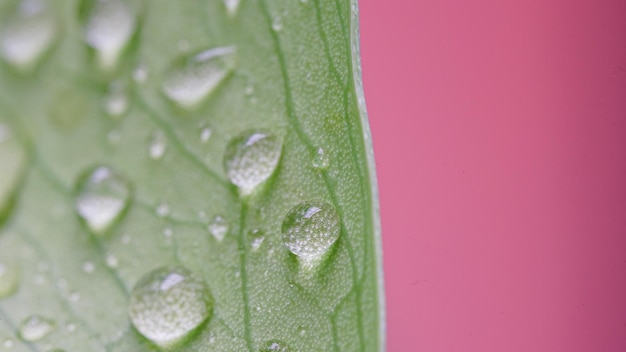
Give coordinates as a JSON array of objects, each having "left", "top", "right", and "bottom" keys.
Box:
[
  {"left": 129, "top": 266, "right": 213, "bottom": 346},
  {"left": 74, "top": 166, "right": 131, "bottom": 235}
]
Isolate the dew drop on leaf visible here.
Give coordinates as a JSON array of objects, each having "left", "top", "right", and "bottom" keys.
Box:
[
  {"left": 74, "top": 166, "right": 131, "bottom": 235},
  {"left": 3, "top": 338, "right": 13, "bottom": 349},
  {"left": 81, "top": 0, "right": 137, "bottom": 70},
  {"left": 103, "top": 81, "right": 129, "bottom": 118},
  {"left": 18, "top": 315, "right": 55, "bottom": 342},
  {"left": 261, "top": 340, "right": 290, "bottom": 351},
  {"left": 162, "top": 46, "right": 236, "bottom": 109},
  {"left": 199, "top": 126, "right": 212, "bottom": 143},
  {"left": 223, "top": 131, "right": 281, "bottom": 196},
  {"left": 271, "top": 16, "right": 283, "bottom": 32},
  {"left": 129, "top": 266, "right": 213, "bottom": 346},
  {"left": 0, "top": 124, "right": 26, "bottom": 222},
  {"left": 223, "top": 0, "right": 241, "bottom": 16},
  {"left": 0, "top": 261, "right": 19, "bottom": 299},
  {"left": 149, "top": 130, "right": 167, "bottom": 160},
  {"left": 155, "top": 201, "right": 170, "bottom": 217},
  {"left": 311, "top": 147, "right": 330, "bottom": 170},
  {"left": 208, "top": 215, "right": 229, "bottom": 241},
  {"left": 0, "top": 0, "right": 58, "bottom": 72},
  {"left": 282, "top": 202, "right": 340, "bottom": 261}
]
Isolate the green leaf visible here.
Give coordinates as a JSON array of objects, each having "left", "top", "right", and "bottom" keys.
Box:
[{"left": 0, "top": 0, "right": 383, "bottom": 351}]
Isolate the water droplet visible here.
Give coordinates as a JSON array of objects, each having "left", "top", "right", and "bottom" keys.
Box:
[
  {"left": 69, "top": 291, "right": 80, "bottom": 302},
  {"left": 244, "top": 84, "right": 254, "bottom": 96},
  {"left": 3, "top": 339, "right": 13, "bottom": 349},
  {"left": 0, "top": 124, "right": 27, "bottom": 221},
  {"left": 223, "top": 0, "right": 241, "bottom": 16},
  {"left": 261, "top": 340, "right": 290, "bottom": 352},
  {"left": 298, "top": 325, "right": 306, "bottom": 336},
  {"left": 271, "top": 16, "right": 283, "bottom": 32},
  {"left": 155, "top": 202, "right": 170, "bottom": 217},
  {"left": 0, "top": 261, "right": 19, "bottom": 299},
  {"left": 18, "top": 315, "right": 55, "bottom": 342},
  {"left": 200, "top": 126, "right": 212, "bottom": 143},
  {"left": 163, "top": 227, "right": 172, "bottom": 238},
  {"left": 132, "top": 63, "right": 148, "bottom": 83},
  {"left": 311, "top": 147, "right": 329, "bottom": 170},
  {"left": 103, "top": 81, "right": 128, "bottom": 118},
  {"left": 249, "top": 229, "right": 265, "bottom": 251},
  {"left": 105, "top": 253, "right": 118, "bottom": 268},
  {"left": 82, "top": 0, "right": 137, "bottom": 69},
  {"left": 75, "top": 166, "right": 131, "bottom": 235},
  {"left": 65, "top": 323, "right": 76, "bottom": 332},
  {"left": 82, "top": 261, "right": 95, "bottom": 273},
  {"left": 162, "top": 46, "right": 236, "bottom": 109},
  {"left": 148, "top": 130, "right": 167, "bottom": 160},
  {"left": 223, "top": 131, "right": 282, "bottom": 196},
  {"left": 0, "top": 0, "right": 58, "bottom": 71},
  {"left": 129, "top": 266, "right": 213, "bottom": 346},
  {"left": 282, "top": 202, "right": 340, "bottom": 261},
  {"left": 208, "top": 215, "right": 229, "bottom": 241}
]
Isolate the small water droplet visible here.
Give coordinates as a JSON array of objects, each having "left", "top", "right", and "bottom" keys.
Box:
[
  {"left": 162, "top": 46, "right": 236, "bottom": 109},
  {"left": 75, "top": 166, "right": 131, "bottom": 235},
  {"left": 282, "top": 202, "right": 340, "bottom": 261},
  {"left": 3, "top": 339, "right": 13, "bottom": 349},
  {"left": 200, "top": 127, "right": 212, "bottom": 143},
  {"left": 311, "top": 147, "right": 330, "bottom": 170},
  {"left": 82, "top": 0, "right": 137, "bottom": 70},
  {"left": 66, "top": 323, "right": 76, "bottom": 333},
  {"left": 244, "top": 84, "right": 254, "bottom": 96},
  {"left": 129, "top": 266, "right": 213, "bottom": 346},
  {"left": 208, "top": 215, "right": 229, "bottom": 241},
  {"left": 261, "top": 340, "right": 290, "bottom": 352},
  {"left": 69, "top": 291, "right": 80, "bottom": 302},
  {"left": 271, "top": 16, "right": 283, "bottom": 32},
  {"left": 0, "top": 0, "right": 58, "bottom": 71},
  {"left": 0, "top": 261, "right": 19, "bottom": 299},
  {"left": 132, "top": 63, "right": 148, "bottom": 83},
  {"left": 149, "top": 130, "right": 167, "bottom": 160},
  {"left": 163, "top": 227, "right": 173, "bottom": 238},
  {"left": 249, "top": 229, "right": 265, "bottom": 251},
  {"left": 298, "top": 325, "right": 306, "bottom": 336},
  {"left": 223, "top": 131, "right": 282, "bottom": 196},
  {"left": 223, "top": 0, "right": 241, "bottom": 16},
  {"left": 155, "top": 201, "right": 170, "bottom": 217},
  {"left": 18, "top": 315, "right": 55, "bottom": 342},
  {"left": 105, "top": 253, "right": 118, "bottom": 268},
  {"left": 82, "top": 261, "right": 95, "bottom": 273},
  {"left": 103, "top": 81, "right": 128, "bottom": 118}
]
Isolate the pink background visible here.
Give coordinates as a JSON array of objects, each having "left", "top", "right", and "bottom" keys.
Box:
[{"left": 360, "top": 1, "right": 626, "bottom": 351}]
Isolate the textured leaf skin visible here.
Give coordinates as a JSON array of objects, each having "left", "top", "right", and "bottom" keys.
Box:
[{"left": 0, "top": 0, "right": 383, "bottom": 351}]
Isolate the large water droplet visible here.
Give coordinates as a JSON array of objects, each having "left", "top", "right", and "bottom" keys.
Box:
[
  {"left": 74, "top": 166, "right": 131, "bottom": 235},
  {"left": 162, "top": 46, "right": 236, "bottom": 109},
  {"left": 282, "top": 202, "right": 340, "bottom": 261},
  {"left": 261, "top": 341, "right": 290, "bottom": 351},
  {"left": 223, "top": 131, "right": 281, "bottom": 196},
  {"left": 0, "top": 261, "right": 19, "bottom": 299},
  {"left": 208, "top": 215, "right": 229, "bottom": 241},
  {"left": 129, "top": 266, "right": 213, "bottom": 346},
  {"left": 18, "top": 315, "right": 55, "bottom": 342},
  {"left": 82, "top": 0, "right": 137, "bottom": 70},
  {"left": 223, "top": 0, "right": 241, "bottom": 16},
  {"left": 0, "top": 124, "right": 26, "bottom": 221},
  {"left": 149, "top": 130, "right": 167, "bottom": 160},
  {"left": 0, "top": 0, "right": 58, "bottom": 71}
]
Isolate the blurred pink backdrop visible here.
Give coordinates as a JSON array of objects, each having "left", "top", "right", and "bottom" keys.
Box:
[{"left": 360, "top": 1, "right": 626, "bottom": 351}]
